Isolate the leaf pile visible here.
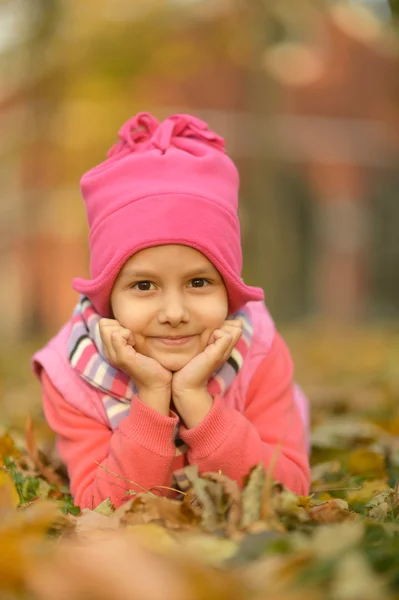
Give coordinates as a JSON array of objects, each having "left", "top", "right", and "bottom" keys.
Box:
[{"left": 1, "top": 327, "right": 399, "bottom": 599}]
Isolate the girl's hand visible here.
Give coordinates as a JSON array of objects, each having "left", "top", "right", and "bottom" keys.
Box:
[
  {"left": 99, "top": 319, "right": 172, "bottom": 415},
  {"left": 172, "top": 319, "right": 243, "bottom": 401}
]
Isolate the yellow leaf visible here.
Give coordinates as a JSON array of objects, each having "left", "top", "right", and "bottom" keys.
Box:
[
  {"left": 347, "top": 480, "right": 390, "bottom": 504},
  {"left": 177, "top": 533, "right": 238, "bottom": 566},
  {"left": 0, "top": 433, "right": 20, "bottom": 466},
  {"left": 347, "top": 449, "right": 387, "bottom": 478},
  {"left": 128, "top": 523, "right": 177, "bottom": 553},
  {"left": 0, "top": 469, "right": 19, "bottom": 509}
]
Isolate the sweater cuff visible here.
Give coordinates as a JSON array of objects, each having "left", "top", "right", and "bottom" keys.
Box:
[
  {"left": 179, "top": 397, "right": 237, "bottom": 459},
  {"left": 120, "top": 396, "right": 178, "bottom": 456}
]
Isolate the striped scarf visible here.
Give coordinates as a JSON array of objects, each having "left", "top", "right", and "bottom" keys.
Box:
[{"left": 68, "top": 296, "right": 253, "bottom": 491}]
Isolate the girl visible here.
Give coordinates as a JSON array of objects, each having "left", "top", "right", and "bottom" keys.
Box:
[{"left": 32, "top": 112, "right": 310, "bottom": 510}]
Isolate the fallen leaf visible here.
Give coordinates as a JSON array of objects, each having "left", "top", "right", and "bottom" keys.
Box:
[
  {"left": 329, "top": 550, "right": 388, "bottom": 600},
  {"left": 25, "top": 417, "right": 63, "bottom": 488},
  {"left": 0, "top": 433, "right": 21, "bottom": 466},
  {"left": 28, "top": 532, "right": 194, "bottom": 600},
  {"left": 203, "top": 471, "right": 242, "bottom": 533},
  {"left": 0, "top": 469, "right": 19, "bottom": 509},
  {"left": 128, "top": 523, "right": 177, "bottom": 553},
  {"left": 118, "top": 493, "right": 201, "bottom": 531},
  {"left": 241, "top": 464, "right": 266, "bottom": 528},
  {"left": 94, "top": 497, "right": 115, "bottom": 516},
  {"left": 184, "top": 465, "right": 220, "bottom": 532},
  {"left": 177, "top": 532, "right": 238, "bottom": 565},
  {"left": 367, "top": 502, "right": 390, "bottom": 521},
  {"left": 347, "top": 448, "right": 387, "bottom": 478},
  {"left": 308, "top": 500, "right": 356, "bottom": 524}
]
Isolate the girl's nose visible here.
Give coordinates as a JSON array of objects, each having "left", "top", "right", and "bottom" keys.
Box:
[{"left": 158, "top": 292, "right": 190, "bottom": 326}]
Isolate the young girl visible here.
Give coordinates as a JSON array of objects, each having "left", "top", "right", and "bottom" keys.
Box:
[{"left": 32, "top": 112, "right": 310, "bottom": 510}]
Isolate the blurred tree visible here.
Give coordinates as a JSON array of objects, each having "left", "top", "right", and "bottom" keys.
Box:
[{"left": 389, "top": 0, "right": 399, "bottom": 17}]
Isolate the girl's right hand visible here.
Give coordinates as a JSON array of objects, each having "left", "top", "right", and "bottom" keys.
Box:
[{"left": 99, "top": 319, "right": 172, "bottom": 415}]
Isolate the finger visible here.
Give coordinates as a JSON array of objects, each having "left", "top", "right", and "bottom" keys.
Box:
[
  {"left": 99, "top": 318, "right": 121, "bottom": 330},
  {"left": 209, "top": 329, "right": 233, "bottom": 359},
  {"left": 104, "top": 327, "right": 132, "bottom": 365},
  {"left": 111, "top": 329, "right": 136, "bottom": 367},
  {"left": 226, "top": 324, "right": 243, "bottom": 344},
  {"left": 221, "top": 322, "right": 242, "bottom": 342},
  {"left": 218, "top": 326, "right": 242, "bottom": 362},
  {"left": 207, "top": 320, "right": 242, "bottom": 346},
  {"left": 223, "top": 319, "right": 243, "bottom": 328},
  {"left": 222, "top": 324, "right": 243, "bottom": 339},
  {"left": 100, "top": 325, "right": 120, "bottom": 364},
  {"left": 222, "top": 323, "right": 242, "bottom": 344},
  {"left": 118, "top": 327, "right": 135, "bottom": 345}
]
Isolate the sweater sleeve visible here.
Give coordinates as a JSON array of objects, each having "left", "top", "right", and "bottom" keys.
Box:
[
  {"left": 40, "top": 371, "right": 180, "bottom": 509},
  {"left": 179, "top": 333, "right": 311, "bottom": 495}
]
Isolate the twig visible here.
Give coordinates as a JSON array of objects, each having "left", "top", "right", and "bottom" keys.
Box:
[
  {"left": 311, "top": 484, "right": 363, "bottom": 493},
  {"left": 148, "top": 485, "right": 188, "bottom": 496},
  {"left": 93, "top": 461, "right": 155, "bottom": 495}
]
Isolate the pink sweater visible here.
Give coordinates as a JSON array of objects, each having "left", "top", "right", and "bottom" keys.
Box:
[{"left": 41, "top": 333, "right": 310, "bottom": 509}]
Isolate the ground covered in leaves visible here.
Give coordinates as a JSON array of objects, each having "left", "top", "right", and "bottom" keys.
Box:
[{"left": 1, "top": 325, "right": 399, "bottom": 600}]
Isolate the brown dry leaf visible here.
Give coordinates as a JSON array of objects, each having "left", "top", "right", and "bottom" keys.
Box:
[
  {"left": 0, "top": 501, "right": 67, "bottom": 594},
  {"left": 347, "top": 448, "right": 387, "bottom": 478},
  {"left": 308, "top": 499, "right": 356, "bottom": 524},
  {"left": 272, "top": 488, "right": 309, "bottom": 523},
  {"left": 184, "top": 465, "right": 220, "bottom": 532},
  {"left": 241, "top": 464, "right": 266, "bottom": 528},
  {"left": 25, "top": 416, "right": 63, "bottom": 487},
  {"left": 11, "top": 500, "right": 71, "bottom": 536},
  {"left": 240, "top": 550, "right": 320, "bottom": 600},
  {"left": 367, "top": 501, "right": 390, "bottom": 521},
  {"left": 178, "top": 552, "right": 247, "bottom": 600},
  {"left": 28, "top": 532, "right": 194, "bottom": 600},
  {"left": 118, "top": 493, "right": 201, "bottom": 531},
  {"left": 203, "top": 471, "right": 242, "bottom": 533},
  {"left": 75, "top": 508, "right": 120, "bottom": 539},
  {"left": 391, "top": 481, "right": 399, "bottom": 514},
  {"left": 127, "top": 523, "right": 177, "bottom": 553}
]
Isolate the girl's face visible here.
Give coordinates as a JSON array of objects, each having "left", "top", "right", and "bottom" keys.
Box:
[{"left": 110, "top": 245, "right": 229, "bottom": 372}]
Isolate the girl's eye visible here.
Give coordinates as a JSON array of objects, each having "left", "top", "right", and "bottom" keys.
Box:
[
  {"left": 132, "top": 281, "right": 155, "bottom": 291},
  {"left": 189, "top": 278, "right": 210, "bottom": 288}
]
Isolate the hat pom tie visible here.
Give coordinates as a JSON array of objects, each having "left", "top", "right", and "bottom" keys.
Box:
[
  {"left": 106, "top": 112, "right": 226, "bottom": 158},
  {"left": 107, "top": 112, "right": 159, "bottom": 158},
  {"left": 150, "top": 114, "right": 226, "bottom": 154}
]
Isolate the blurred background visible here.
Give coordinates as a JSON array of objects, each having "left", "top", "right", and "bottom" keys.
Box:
[{"left": 1, "top": 0, "right": 399, "bottom": 426}]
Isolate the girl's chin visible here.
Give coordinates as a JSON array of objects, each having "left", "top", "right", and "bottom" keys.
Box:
[{"left": 154, "top": 352, "right": 194, "bottom": 372}]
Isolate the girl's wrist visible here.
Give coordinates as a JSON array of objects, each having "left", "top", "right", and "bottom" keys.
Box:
[
  {"left": 137, "top": 385, "right": 171, "bottom": 416},
  {"left": 172, "top": 388, "right": 213, "bottom": 429}
]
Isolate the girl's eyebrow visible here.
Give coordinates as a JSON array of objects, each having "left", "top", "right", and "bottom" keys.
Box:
[
  {"left": 119, "top": 266, "right": 215, "bottom": 280},
  {"left": 119, "top": 268, "right": 157, "bottom": 280},
  {"left": 184, "top": 267, "right": 216, "bottom": 278}
]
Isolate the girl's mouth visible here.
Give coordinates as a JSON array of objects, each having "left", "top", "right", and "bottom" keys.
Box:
[{"left": 152, "top": 336, "right": 195, "bottom": 346}]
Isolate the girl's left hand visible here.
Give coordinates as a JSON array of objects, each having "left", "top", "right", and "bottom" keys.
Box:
[{"left": 172, "top": 319, "right": 243, "bottom": 401}]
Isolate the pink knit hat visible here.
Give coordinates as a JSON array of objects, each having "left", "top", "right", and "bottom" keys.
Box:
[{"left": 72, "top": 112, "right": 264, "bottom": 316}]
